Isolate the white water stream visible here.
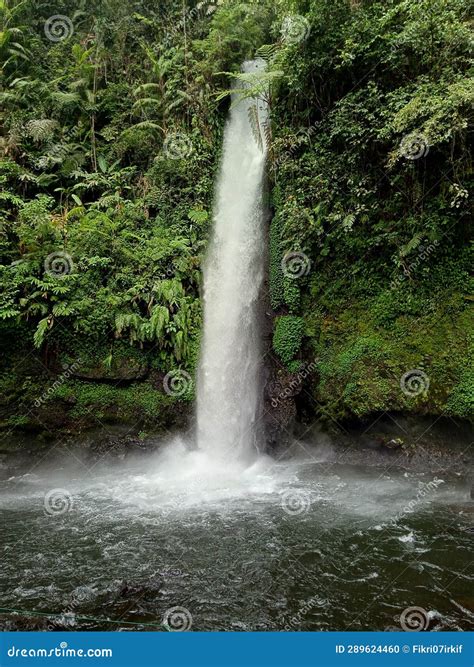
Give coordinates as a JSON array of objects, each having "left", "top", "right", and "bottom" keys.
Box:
[{"left": 196, "top": 59, "right": 268, "bottom": 463}]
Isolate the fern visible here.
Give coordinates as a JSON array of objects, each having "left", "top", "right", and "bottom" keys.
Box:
[
  {"left": 400, "top": 233, "right": 423, "bottom": 257},
  {"left": 261, "top": 118, "right": 272, "bottom": 152},
  {"left": 133, "top": 83, "right": 162, "bottom": 95},
  {"left": 256, "top": 44, "right": 280, "bottom": 63},
  {"left": 50, "top": 92, "right": 81, "bottom": 106},
  {"left": 188, "top": 208, "right": 209, "bottom": 225},
  {"left": 24, "top": 119, "right": 58, "bottom": 142},
  {"left": 121, "top": 121, "right": 164, "bottom": 135},
  {"left": 147, "top": 305, "right": 170, "bottom": 340},
  {"left": 248, "top": 104, "right": 263, "bottom": 151},
  {"left": 52, "top": 303, "right": 75, "bottom": 316},
  {"left": 132, "top": 97, "right": 162, "bottom": 111},
  {"left": 33, "top": 317, "right": 51, "bottom": 348},
  {"left": 0, "top": 191, "right": 24, "bottom": 206},
  {"left": 0, "top": 307, "right": 20, "bottom": 319}
]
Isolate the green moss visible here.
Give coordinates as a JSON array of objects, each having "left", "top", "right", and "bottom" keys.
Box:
[
  {"left": 269, "top": 214, "right": 284, "bottom": 310},
  {"left": 446, "top": 341, "right": 474, "bottom": 419},
  {"left": 287, "top": 359, "right": 304, "bottom": 373},
  {"left": 309, "top": 301, "right": 472, "bottom": 422},
  {"left": 47, "top": 379, "right": 180, "bottom": 426},
  {"left": 273, "top": 315, "right": 305, "bottom": 367},
  {"left": 283, "top": 278, "right": 301, "bottom": 313}
]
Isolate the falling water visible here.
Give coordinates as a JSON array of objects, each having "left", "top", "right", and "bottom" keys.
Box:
[{"left": 196, "top": 60, "right": 268, "bottom": 462}]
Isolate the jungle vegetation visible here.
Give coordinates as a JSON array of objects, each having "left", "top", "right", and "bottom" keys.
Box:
[{"left": 0, "top": 0, "right": 472, "bottom": 432}]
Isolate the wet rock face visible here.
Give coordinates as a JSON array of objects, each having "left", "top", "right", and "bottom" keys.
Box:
[
  {"left": 263, "top": 365, "right": 303, "bottom": 450},
  {"left": 0, "top": 429, "right": 163, "bottom": 481}
]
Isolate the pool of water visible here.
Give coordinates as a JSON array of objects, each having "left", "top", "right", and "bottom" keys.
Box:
[{"left": 0, "top": 437, "right": 472, "bottom": 631}]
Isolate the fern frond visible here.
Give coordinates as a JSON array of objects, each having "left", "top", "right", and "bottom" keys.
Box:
[
  {"left": 248, "top": 104, "right": 263, "bottom": 151},
  {"left": 24, "top": 119, "right": 58, "bottom": 142},
  {"left": 33, "top": 317, "right": 51, "bottom": 348},
  {"left": 256, "top": 44, "right": 280, "bottom": 62}
]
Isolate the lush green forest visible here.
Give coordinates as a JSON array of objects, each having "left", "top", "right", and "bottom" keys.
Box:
[{"left": 0, "top": 0, "right": 472, "bottom": 436}]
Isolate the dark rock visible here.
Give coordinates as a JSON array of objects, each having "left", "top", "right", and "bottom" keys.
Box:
[
  {"left": 382, "top": 437, "right": 404, "bottom": 450},
  {"left": 263, "top": 364, "right": 306, "bottom": 450},
  {"left": 73, "top": 357, "right": 149, "bottom": 382}
]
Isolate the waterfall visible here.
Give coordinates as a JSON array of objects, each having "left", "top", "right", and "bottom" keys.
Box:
[{"left": 196, "top": 60, "right": 268, "bottom": 463}]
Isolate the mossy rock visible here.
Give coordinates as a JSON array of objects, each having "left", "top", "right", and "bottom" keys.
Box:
[{"left": 72, "top": 357, "right": 149, "bottom": 382}]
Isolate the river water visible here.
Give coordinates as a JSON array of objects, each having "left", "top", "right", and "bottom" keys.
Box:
[{"left": 0, "top": 439, "right": 472, "bottom": 632}]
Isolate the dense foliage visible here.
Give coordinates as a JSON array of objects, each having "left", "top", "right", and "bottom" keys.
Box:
[
  {"left": 0, "top": 0, "right": 472, "bottom": 431},
  {"left": 268, "top": 0, "right": 473, "bottom": 421}
]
